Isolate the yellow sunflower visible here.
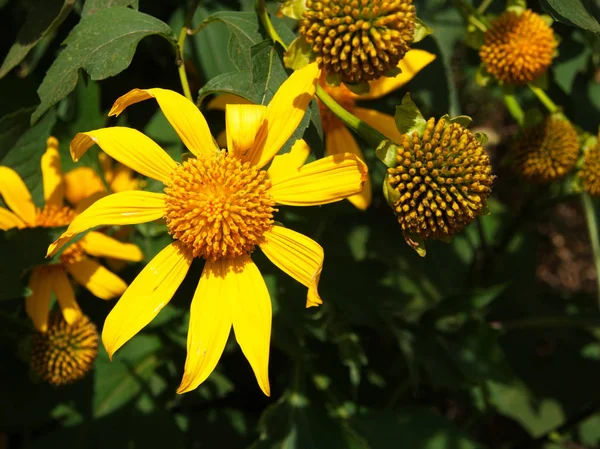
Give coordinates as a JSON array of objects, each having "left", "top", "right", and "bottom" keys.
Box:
[
  {"left": 210, "top": 49, "right": 435, "bottom": 210},
  {"left": 47, "top": 63, "right": 367, "bottom": 396},
  {"left": 0, "top": 137, "right": 143, "bottom": 332}
]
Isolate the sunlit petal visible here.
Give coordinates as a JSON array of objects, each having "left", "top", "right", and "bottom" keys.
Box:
[
  {"left": 108, "top": 88, "right": 217, "bottom": 157},
  {"left": 80, "top": 231, "right": 143, "bottom": 262},
  {"left": 51, "top": 267, "right": 81, "bottom": 325},
  {"left": 25, "top": 267, "right": 52, "bottom": 332},
  {"left": 270, "top": 153, "right": 367, "bottom": 206},
  {"left": 71, "top": 128, "right": 176, "bottom": 184},
  {"left": 226, "top": 104, "right": 267, "bottom": 161},
  {"left": 47, "top": 191, "right": 165, "bottom": 257},
  {"left": 267, "top": 139, "right": 311, "bottom": 184},
  {"left": 0, "top": 166, "right": 35, "bottom": 225},
  {"left": 325, "top": 126, "right": 372, "bottom": 210},
  {"left": 66, "top": 257, "right": 127, "bottom": 300},
  {"left": 260, "top": 226, "right": 323, "bottom": 307},
  {"left": 102, "top": 242, "right": 193, "bottom": 358},
  {"left": 177, "top": 259, "right": 233, "bottom": 394},
  {"left": 41, "top": 137, "right": 64, "bottom": 208}
]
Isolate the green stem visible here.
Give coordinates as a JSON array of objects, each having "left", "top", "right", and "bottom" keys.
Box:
[
  {"left": 528, "top": 84, "right": 559, "bottom": 114},
  {"left": 255, "top": 0, "right": 285, "bottom": 47},
  {"left": 477, "top": 0, "right": 493, "bottom": 13},
  {"left": 582, "top": 192, "right": 600, "bottom": 308},
  {"left": 503, "top": 92, "right": 525, "bottom": 126},
  {"left": 176, "top": 1, "right": 200, "bottom": 102}
]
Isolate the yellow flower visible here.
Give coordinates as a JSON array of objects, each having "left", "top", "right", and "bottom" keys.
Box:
[
  {"left": 47, "top": 63, "right": 367, "bottom": 396},
  {"left": 210, "top": 49, "right": 435, "bottom": 210},
  {"left": 0, "top": 137, "right": 143, "bottom": 332}
]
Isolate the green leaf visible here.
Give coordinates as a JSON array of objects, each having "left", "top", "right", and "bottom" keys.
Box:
[
  {"left": 283, "top": 36, "right": 314, "bottom": 70},
  {"left": 413, "top": 17, "right": 434, "bottom": 43},
  {"left": 31, "top": 7, "right": 176, "bottom": 124},
  {"left": 0, "top": 0, "right": 75, "bottom": 79},
  {"left": 540, "top": 0, "right": 600, "bottom": 32},
  {"left": 280, "top": 0, "right": 307, "bottom": 20},
  {"left": 81, "top": 0, "right": 138, "bottom": 16},
  {"left": 376, "top": 140, "right": 398, "bottom": 168},
  {"left": 197, "top": 71, "right": 258, "bottom": 107},
  {"left": 0, "top": 109, "right": 33, "bottom": 160},
  {"left": 394, "top": 93, "right": 427, "bottom": 136},
  {"left": 251, "top": 40, "right": 289, "bottom": 105}
]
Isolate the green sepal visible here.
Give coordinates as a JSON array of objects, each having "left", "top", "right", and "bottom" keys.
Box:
[
  {"left": 384, "top": 66, "right": 401, "bottom": 78},
  {"left": 480, "top": 205, "right": 492, "bottom": 216},
  {"left": 395, "top": 93, "right": 427, "bottom": 137},
  {"left": 506, "top": 0, "right": 527, "bottom": 14},
  {"left": 475, "top": 64, "right": 493, "bottom": 87},
  {"left": 344, "top": 81, "right": 370, "bottom": 95},
  {"left": 473, "top": 132, "right": 489, "bottom": 145},
  {"left": 413, "top": 17, "right": 433, "bottom": 43},
  {"left": 522, "top": 108, "right": 545, "bottom": 128},
  {"left": 540, "top": 13, "right": 554, "bottom": 27},
  {"left": 529, "top": 71, "right": 549, "bottom": 90},
  {"left": 438, "top": 234, "right": 454, "bottom": 244},
  {"left": 376, "top": 140, "right": 399, "bottom": 168},
  {"left": 325, "top": 71, "right": 342, "bottom": 87},
  {"left": 445, "top": 114, "right": 473, "bottom": 128},
  {"left": 383, "top": 175, "right": 401, "bottom": 208},
  {"left": 279, "top": 0, "right": 307, "bottom": 20},
  {"left": 464, "top": 23, "right": 486, "bottom": 50},
  {"left": 404, "top": 232, "right": 427, "bottom": 257},
  {"left": 283, "top": 36, "right": 314, "bottom": 70}
]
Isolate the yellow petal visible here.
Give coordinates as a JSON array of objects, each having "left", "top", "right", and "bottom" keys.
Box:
[
  {"left": 0, "top": 207, "right": 26, "bottom": 230},
  {"left": 229, "top": 255, "right": 272, "bottom": 396},
  {"left": 177, "top": 259, "right": 233, "bottom": 394},
  {"left": 0, "top": 166, "right": 35, "bottom": 225},
  {"left": 103, "top": 242, "right": 193, "bottom": 358},
  {"left": 325, "top": 126, "right": 372, "bottom": 210},
  {"left": 63, "top": 167, "right": 106, "bottom": 206},
  {"left": 110, "top": 165, "right": 139, "bottom": 193},
  {"left": 71, "top": 128, "right": 176, "bottom": 184},
  {"left": 226, "top": 104, "right": 267, "bottom": 161},
  {"left": 359, "top": 49, "right": 437, "bottom": 100},
  {"left": 66, "top": 257, "right": 128, "bottom": 300},
  {"left": 108, "top": 88, "right": 217, "bottom": 157},
  {"left": 270, "top": 153, "right": 368, "bottom": 206},
  {"left": 353, "top": 107, "right": 404, "bottom": 144},
  {"left": 260, "top": 226, "right": 323, "bottom": 307},
  {"left": 267, "top": 138, "right": 311, "bottom": 184},
  {"left": 250, "top": 62, "right": 320, "bottom": 169},
  {"left": 207, "top": 93, "right": 252, "bottom": 111},
  {"left": 41, "top": 137, "right": 64, "bottom": 208},
  {"left": 25, "top": 267, "right": 52, "bottom": 332},
  {"left": 47, "top": 191, "right": 166, "bottom": 257},
  {"left": 80, "top": 231, "right": 143, "bottom": 262},
  {"left": 51, "top": 267, "right": 81, "bottom": 325}
]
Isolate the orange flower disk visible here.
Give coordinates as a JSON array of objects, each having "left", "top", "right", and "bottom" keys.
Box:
[
  {"left": 479, "top": 10, "right": 556, "bottom": 85},
  {"left": 580, "top": 139, "right": 600, "bottom": 196}
]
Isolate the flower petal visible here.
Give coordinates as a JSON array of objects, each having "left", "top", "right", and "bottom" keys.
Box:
[
  {"left": 0, "top": 207, "right": 26, "bottom": 230},
  {"left": 229, "top": 255, "right": 272, "bottom": 396},
  {"left": 270, "top": 153, "right": 368, "bottom": 206},
  {"left": 108, "top": 88, "right": 217, "bottom": 157},
  {"left": 353, "top": 107, "right": 403, "bottom": 144},
  {"left": 249, "top": 63, "right": 320, "bottom": 169},
  {"left": 25, "top": 267, "right": 52, "bottom": 332},
  {"left": 102, "top": 242, "right": 193, "bottom": 358},
  {"left": 0, "top": 166, "right": 35, "bottom": 225},
  {"left": 41, "top": 137, "right": 64, "bottom": 208},
  {"left": 51, "top": 267, "right": 81, "bottom": 325},
  {"left": 81, "top": 231, "right": 143, "bottom": 262},
  {"left": 177, "top": 259, "right": 233, "bottom": 394},
  {"left": 359, "top": 49, "right": 437, "bottom": 100},
  {"left": 325, "top": 126, "right": 372, "bottom": 210},
  {"left": 64, "top": 167, "right": 106, "bottom": 206},
  {"left": 47, "top": 191, "right": 166, "bottom": 257},
  {"left": 225, "top": 104, "right": 267, "bottom": 161},
  {"left": 71, "top": 128, "right": 176, "bottom": 184},
  {"left": 260, "top": 226, "right": 323, "bottom": 307},
  {"left": 66, "top": 257, "right": 128, "bottom": 300},
  {"left": 267, "top": 139, "right": 311, "bottom": 184},
  {"left": 207, "top": 93, "right": 252, "bottom": 111}
]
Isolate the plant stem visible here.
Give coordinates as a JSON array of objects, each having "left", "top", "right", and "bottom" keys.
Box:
[
  {"left": 582, "top": 192, "right": 600, "bottom": 308},
  {"left": 477, "top": 0, "right": 493, "bottom": 13},
  {"left": 503, "top": 92, "right": 525, "bottom": 126},
  {"left": 255, "top": 0, "right": 285, "bottom": 47},
  {"left": 176, "top": 1, "right": 200, "bottom": 102},
  {"left": 528, "top": 84, "right": 559, "bottom": 114},
  {"left": 491, "top": 315, "right": 600, "bottom": 331}
]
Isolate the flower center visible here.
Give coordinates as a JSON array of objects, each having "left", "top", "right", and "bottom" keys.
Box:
[
  {"left": 35, "top": 205, "right": 77, "bottom": 228},
  {"left": 300, "top": 0, "right": 416, "bottom": 84},
  {"left": 164, "top": 151, "right": 276, "bottom": 261},
  {"left": 318, "top": 81, "right": 356, "bottom": 132}
]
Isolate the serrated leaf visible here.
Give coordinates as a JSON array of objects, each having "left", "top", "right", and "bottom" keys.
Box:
[
  {"left": 251, "top": 40, "right": 289, "bottom": 105},
  {"left": 413, "top": 17, "right": 434, "bottom": 43},
  {"left": 31, "top": 7, "right": 175, "bottom": 124},
  {"left": 283, "top": 36, "right": 313, "bottom": 70},
  {"left": 81, "top": 0, "right": 138, "bottom": 16},
  {"left": 540, "top": 0, "right": 600, "bottom": 32},
  {"left": 394, "top": 93, "right": 427, "bottom": 136},
  {"left": 0, "top": 0, "right": 75, "bottom": 79}
]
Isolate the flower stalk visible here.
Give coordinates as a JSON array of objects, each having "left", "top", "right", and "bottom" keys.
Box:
[
  {"left": 176, "top": 0, "right": 201, "bottom": 102},
  {"left": 528, "top": 84, "right": 559, "bottom": 114},
  {"left": 581, "top": 192, "right": 600, "bottom": 308}
]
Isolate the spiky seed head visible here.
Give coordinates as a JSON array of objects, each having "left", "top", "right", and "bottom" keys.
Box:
[{"left": 579, "top": 138, "right": 600, "bottom": 196}]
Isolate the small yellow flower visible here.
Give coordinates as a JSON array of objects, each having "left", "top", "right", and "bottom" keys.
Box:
[
  {"left": 47, "top": 63, "right": 367, "bottom": 396},
  {"left": 479, "top": 9, "right": 557, "bottom": 85},
  {"left": 299, "top": 0, "right": 416, "bottom": 84},
  {"left": 386, "top": 117, "right": 494, "bottom": 241},
  {"left": 0, "top": 137, "right": 143, "bottom": 332},
  {"left": 30, "top": 311, "right": 98, "bottom": 386},
  {"left": 579, "top": 136, "right": 600, "bottom": 196},
  {"left": 511, "top": 117, "right": 579, "bottom": 183},
  {"left": 209, "top": 49, "right": 436, "bottom": 210}
]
